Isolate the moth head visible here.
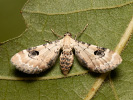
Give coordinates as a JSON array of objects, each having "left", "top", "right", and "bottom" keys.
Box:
[{"left": 64, "top": 32, "right": 72, "bottom": 37}]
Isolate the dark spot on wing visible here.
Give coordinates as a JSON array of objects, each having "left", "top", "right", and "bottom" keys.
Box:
[
  {"left": 94, "top": 50, "right": 105, "bottom": 57},
  {"left": 28, "top": 50, "right": 39, "bottom": 58},
  {"left": 31, "top": 51, "right": 39, "bottom": 55}
]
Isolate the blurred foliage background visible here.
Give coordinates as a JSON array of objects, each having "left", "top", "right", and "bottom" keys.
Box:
[{"left": 0, "top": 0, "right": 27, "bottom": 43}]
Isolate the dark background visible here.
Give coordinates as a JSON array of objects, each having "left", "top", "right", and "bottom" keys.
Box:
[{"left": 0, "top": 0, "right": 27, "bottom": 43}]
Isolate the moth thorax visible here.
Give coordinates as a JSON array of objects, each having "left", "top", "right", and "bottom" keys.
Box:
[{"left": 60, "top": 50, "right": 74, "bottom": 75}]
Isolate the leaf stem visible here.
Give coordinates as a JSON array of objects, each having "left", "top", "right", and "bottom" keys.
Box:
[
  {"left": 109, "top": 74, "right": 119, "bottom": 100},
  {"left": 115, "top": 17, "right": 133, "bottom": 54},
  {"left": 84, "top": 17, "right": 133, "bottom": 100},
  {"left": 84, "top": 72, "right": 109, "bottom": 100}
]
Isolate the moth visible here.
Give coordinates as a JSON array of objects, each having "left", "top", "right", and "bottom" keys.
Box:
[{"left": 11, "top": 26, "right": 122, "bottom": 75}]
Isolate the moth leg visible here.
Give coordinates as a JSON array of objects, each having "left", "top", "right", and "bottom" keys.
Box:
[
  {"left": 75, "top": 24, "right": 88, "bottom": 40},
  {"left": 51, "top": 29, "right": 63, "bottom": 39}
]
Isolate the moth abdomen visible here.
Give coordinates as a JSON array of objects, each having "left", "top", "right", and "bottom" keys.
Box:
[{"left": 60, "top": 50, "right": 74, "bottom": 75}]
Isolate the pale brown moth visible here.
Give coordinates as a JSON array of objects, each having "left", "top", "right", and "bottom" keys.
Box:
[{"left": 11, "top": 24, "right": 122, "bottom": 75}]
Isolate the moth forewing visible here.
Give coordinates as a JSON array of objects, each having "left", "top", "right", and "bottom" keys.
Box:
[
  {"left": 74, "top": 42, "right": 122, "bottom": 73},
  {"left": 11, "top": 40, "right": 62, "bottom": 74},
  {"left": 11, "top": 32, "right": 122, "bottom": 75}
]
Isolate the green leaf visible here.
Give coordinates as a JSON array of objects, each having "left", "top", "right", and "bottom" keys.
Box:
[
  {"left": 93, "top": 37, "right": 133, "bottom": 100},
  {"left": 0, "top": 0, "right": 133, "bottom": 100}
]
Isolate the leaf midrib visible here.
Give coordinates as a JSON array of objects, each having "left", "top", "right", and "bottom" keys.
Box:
[{"left": 84, "top": 17, "right": 133, "bottom": 100}]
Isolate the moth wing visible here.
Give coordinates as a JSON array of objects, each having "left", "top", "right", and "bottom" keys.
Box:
[
  {"left": 11, "top": 40, "right": 62, "bottom": 74},
  {"left": 74, "top": 41, "right": 122, "bottom": 73}
]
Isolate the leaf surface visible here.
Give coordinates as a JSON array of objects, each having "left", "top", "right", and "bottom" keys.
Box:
[{"left": 0, "top": 0, "right": 133, "bottom": 100}]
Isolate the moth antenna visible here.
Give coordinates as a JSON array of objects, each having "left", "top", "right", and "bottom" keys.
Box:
[
  {"left": 75, "top": 24, "right": 88, "bottom": 40},
  {"left": 51, "top": 29, "right": 63, "bottom": 39}
]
